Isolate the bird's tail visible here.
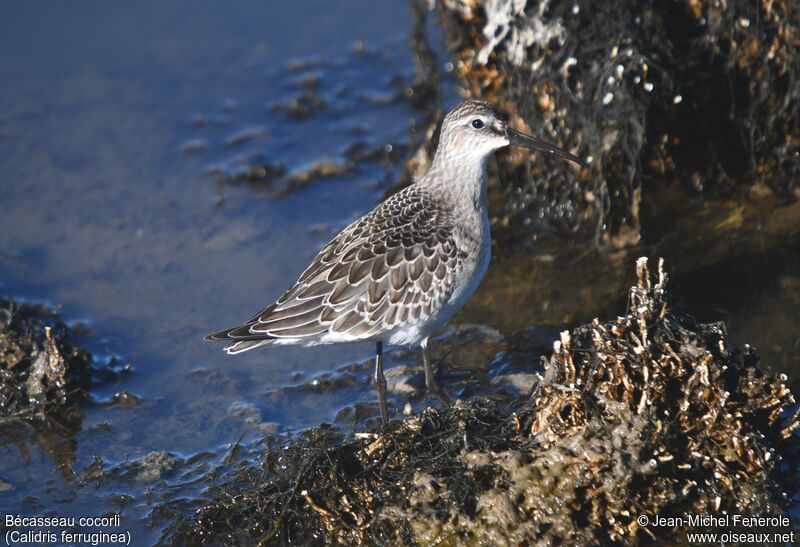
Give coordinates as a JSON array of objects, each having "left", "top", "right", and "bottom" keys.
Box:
[
  {"left": 204, "top": 327, "right": 277, "bottom": 354},
  {"left": 222, "top": 338, "right": 274, "bottom": 354}
]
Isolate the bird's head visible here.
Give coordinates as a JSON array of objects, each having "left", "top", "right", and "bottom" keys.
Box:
[{"left": 435, "top": 99, "right": 584, "bottom": 166}]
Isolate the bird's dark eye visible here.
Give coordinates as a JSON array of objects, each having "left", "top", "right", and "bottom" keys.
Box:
[{"left": 471, "top": 119, "right": 485, "bottom": 129}]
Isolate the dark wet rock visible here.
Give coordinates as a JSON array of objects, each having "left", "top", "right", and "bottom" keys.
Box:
[
  {"left": 88, "top": 420, "right": 113, "bottom": 434},
  {"left": 334, "top": 403, "right": 386, "bottom": 426},
  {"left": 0, "top": 297, "right": 133, "bottom": 477},
  {"left": 0, "top": 297, "right": 133, "bottom": 420},
  {"left": 226, "top": 401, "right": 279, "bottom": 434},
  {"left": 488, "top": 371, "right": 537, "bottom": 396},
  {"left": 231, "top": 161, "right": 287, "bottom": 189},
  {"left": 343, "top": 141, "right": 408, "bottom": 165},
  {"left": 271, "top": 91, "right": 327, "bottom": 120},
  {"left": 223, "top": 157, "right": 360, "bottom": 198},
  {"left": 356, "top": 90, "right": 397, "bottom": 107},
  {"left": 186, "top": 367, "right": 241, "bottom": 395},
  {"left": 290, "top": 371, "right": 361, "bottom": 395},
  {"left": 160, "top": 258, "right": 798, "bottom": 544},
  {"left": 105, "top": 390, "right": 140, "bottom": 408},
  {"left": 80, "top": 450, "right": 219, "bottom": 493},
  {"left": 284, "top": 159, "right": 354, "bottom": 189},
  {"left": 227, "top": 400, "right": 263, "bottom": 425},
  {"left": 112, "top": 494, "right": 135, "bottom": 510},
  {"left": 412, "top": 0, "right": 800, "bottom": 247},
  {"left": 0, "top": 298, "right": 92, "bottom": 421},
  {"left": 383, "top": 364, "right": 424, "bottom": 395}
]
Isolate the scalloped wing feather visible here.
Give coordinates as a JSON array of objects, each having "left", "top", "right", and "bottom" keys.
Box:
[{"left": 209, "top": 185, "right": 461, "bottom": 345}]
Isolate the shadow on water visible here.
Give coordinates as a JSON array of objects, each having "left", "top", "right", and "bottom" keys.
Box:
[{"left": 0, "top": 0, "right": 798, "bottom": 542}]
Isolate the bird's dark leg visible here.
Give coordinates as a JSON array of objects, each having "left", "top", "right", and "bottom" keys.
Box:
[
  {"left": 374, "top": 341, "right": 388, "bottom": 425},
  {"left": 421, "top": 338, "right": 451, "bottom": 406}
]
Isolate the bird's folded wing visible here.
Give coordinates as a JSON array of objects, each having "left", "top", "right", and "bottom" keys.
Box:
[{"left": 222, "top": 187, "right": 459, "bottom": 341}]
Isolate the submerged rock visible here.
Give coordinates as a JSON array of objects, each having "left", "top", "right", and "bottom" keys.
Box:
[
  {"left": 271, "top": 90, "right": 327, "bottom": 120},
  {"left": 162, "top": 258, "right": 798, "bottom": 545},
  {"left": 135, "top": 451, "right": 179, "bottom": 483}
]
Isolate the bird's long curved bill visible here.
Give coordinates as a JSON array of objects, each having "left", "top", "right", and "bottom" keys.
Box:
[{"left": 507, "top": 127, "right": 585, "bottom": 167}]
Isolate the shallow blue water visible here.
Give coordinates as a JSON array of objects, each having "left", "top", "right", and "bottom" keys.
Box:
[{"left": 0, "top": 1, "right": 436, "bottom": 540}]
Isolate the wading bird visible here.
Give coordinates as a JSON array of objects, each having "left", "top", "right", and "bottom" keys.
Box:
[{"left": 206, "top": 99, "right": 583, "bottom": 424}]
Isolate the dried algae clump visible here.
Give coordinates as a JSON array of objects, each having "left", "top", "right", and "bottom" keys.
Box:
[
  {"left": 518, "top": 257, "right": 799, "bottom": 542},
  {"left": 166, "top": 258, "right": 798, "bottom": 545}
]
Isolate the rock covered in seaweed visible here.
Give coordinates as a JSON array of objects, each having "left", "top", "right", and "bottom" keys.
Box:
[
  {"left": 0, "top": 298, "right": 93, "bottom": 422},
  {"left": 163, "top": 258, "right": 799, "bottom": 545},
  {"left": 518, "top": 257, "right": 799, "bottom": 542},
  {"left": 0, "top": 297, "right": 135, "bottom": 479},
  {"left": 0, "top": 297, "right": 133, "bottom": 420},
  {"left": 418, "top": 0, "right": 800, "bottom": 246}
]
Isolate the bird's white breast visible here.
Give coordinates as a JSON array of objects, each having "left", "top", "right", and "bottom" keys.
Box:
[
  {"left": 386, "top": 207, "right": 491, "bottom": 346},
  {"left": 442, "top": 208, "right": 491, "bottom": 318}
]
